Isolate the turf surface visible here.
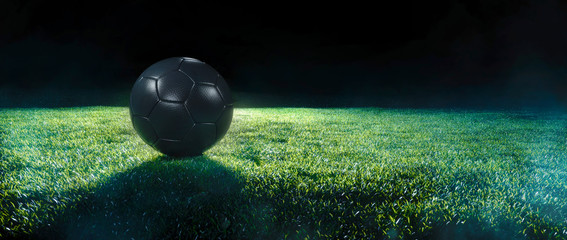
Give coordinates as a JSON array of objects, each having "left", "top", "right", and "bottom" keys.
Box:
[{"left": 1, "top": 107, "right": 566, "bottom": 239}]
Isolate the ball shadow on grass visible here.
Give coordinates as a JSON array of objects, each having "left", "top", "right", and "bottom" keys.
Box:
[{"left": 32, "top": 155, "right": 248, "bottom": 240}]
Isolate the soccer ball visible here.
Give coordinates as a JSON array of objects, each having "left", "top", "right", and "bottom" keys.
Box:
[{"left": 129, "top": 57, "right": 233, "bottom": 157}]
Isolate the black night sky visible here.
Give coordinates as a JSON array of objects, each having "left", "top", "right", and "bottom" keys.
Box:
[{"left": 1, "top": 0, "right": 566, "bottom": 108}]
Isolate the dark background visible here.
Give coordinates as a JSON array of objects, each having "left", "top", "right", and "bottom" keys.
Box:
[{"left": 1, "top": 0, "right": 566, "bottom": 108}]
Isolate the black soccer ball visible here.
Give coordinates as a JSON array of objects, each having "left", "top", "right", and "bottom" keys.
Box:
[{"left": 129, "top": 57, "right": 233, "bottom": 157}]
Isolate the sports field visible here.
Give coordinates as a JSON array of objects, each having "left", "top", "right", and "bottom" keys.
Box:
[{"left": 1, "top": 107, "right": 566, "bottom": 239}]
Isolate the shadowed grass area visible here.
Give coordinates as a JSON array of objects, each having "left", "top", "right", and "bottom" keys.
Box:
[
  {"left": 1, "top": 107, "right": 567, "bottom": 239},
  {"left": 35, "top": 156, "right": 250, "bottom": 239}
]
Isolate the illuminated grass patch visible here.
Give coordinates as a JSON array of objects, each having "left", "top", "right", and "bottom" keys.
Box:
[{"left": 1, "top": 107, "right": 566, "bottom": 239}]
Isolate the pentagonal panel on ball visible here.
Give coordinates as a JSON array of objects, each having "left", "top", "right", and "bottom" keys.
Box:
[
  {"left": 186, "top": 123, "right": 216, "bottom": 152},
  {"left": 186, "top": 85, "right": 225, "bottom": 123},
  {"left": 130, "top": 77, "right": 159, "bottom": 117},
  {"left": 154, "top": 138, "right": 200, "bottom": 157},
  {"left": 149, "top": 101, "right": 194, "bottom": 141},
  {"left": 154, "top": 139, "right": 186, "bottom": 157},
  {"left": 216, "top": 105, "right": 233, "bottom": 141},
  {"left": 216, "top": 75, "right": 233, "bottom": 104},
  {"left": 156, "top": 70, "right": 194, "bottom": 102},
  {"left": 178, "top": 60, "right": 218, "bottom": 84},
  {"left": 131, "top": 116, "right": 158, "bottom": 146},
  {"left": 141, "top": 57, "right": 184, "bottom": 79}
]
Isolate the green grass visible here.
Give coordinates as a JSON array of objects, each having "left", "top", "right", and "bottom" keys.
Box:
[{"left": 1, "top": 107, "right": 566, "bottom": 239}]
